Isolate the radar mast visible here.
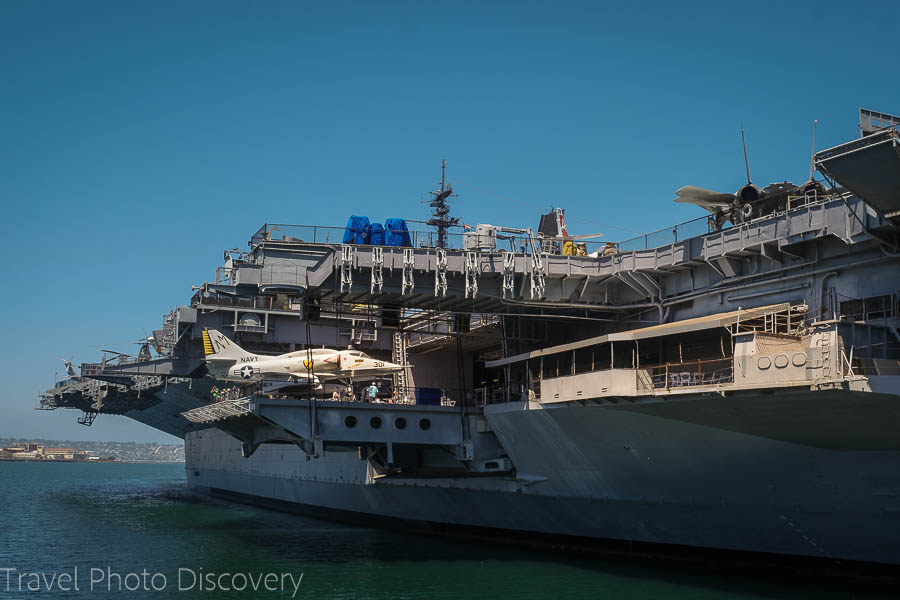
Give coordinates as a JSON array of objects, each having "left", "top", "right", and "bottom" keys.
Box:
[{"left": 427, "top": 159, "right": 459, "bottom": 248}]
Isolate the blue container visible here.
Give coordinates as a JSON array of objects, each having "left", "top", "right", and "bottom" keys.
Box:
[
  {"left": 342, "top": 215, "right": 371, "bottom": 244},
  {"left": 368, "top": 222, "right": 385, "bottom": 245},
  {"left": 385, "top": 218, "right": 412, "bottom": 247},
  {"left": 415, "top": 387, "right": 442, "bottom": 406}
]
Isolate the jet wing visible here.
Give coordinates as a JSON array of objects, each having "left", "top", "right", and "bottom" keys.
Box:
[
  {"left": 237, "top": 371, "right": 287, "bottom": 382},
  {"left": 343, "top": 367, "right": 403, "bottom": 377},
  {"left": 287, "top": 371, "right": 333, "bottom": 382},
  {"left": 674, "top": 186, "right": 734, "bottom": 213}
]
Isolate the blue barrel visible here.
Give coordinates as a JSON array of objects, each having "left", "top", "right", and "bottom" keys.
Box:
[
  {"left": 385, "top": 218, "right": 412, "bottom": 247},
  {"left": 368, "top": 222, "right": 385, "bottom": 245},
  {"left": 342, "top": 215, "right": 370, "bottom": 244}
]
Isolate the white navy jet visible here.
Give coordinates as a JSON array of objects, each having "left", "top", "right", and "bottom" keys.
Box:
[{"left": 202, "top": 328, "right": 404, "bottom": 386}]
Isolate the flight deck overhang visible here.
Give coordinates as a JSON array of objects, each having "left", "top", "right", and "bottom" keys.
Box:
[
  {"left": 815, "top": 128, "right": 900, "bottom": 219},
  {"left": 97, "top": 357, "right": 206, "bottom": 378},
  {"left": 181, "top": 397, "right": 472, "bottom": 458},
  {"left": 230, "top": 195, "right": 884, "bottom": 313}
]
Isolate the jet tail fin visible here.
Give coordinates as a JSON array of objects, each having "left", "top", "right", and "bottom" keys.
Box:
[{"left": 202, "top": 329, "right": 255, "bottom": 362}]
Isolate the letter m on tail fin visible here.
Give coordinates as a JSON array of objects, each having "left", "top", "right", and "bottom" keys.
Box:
[{"left": 202, "top": 329, "right": 255, "bottom": 362}]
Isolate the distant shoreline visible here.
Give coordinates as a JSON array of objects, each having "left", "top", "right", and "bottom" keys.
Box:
[
  {"left": 0, "top": 458, "right": 185, "bottom": 464},
  {"left": 1, "top": 438, "right": 185, "bottom": 463}
]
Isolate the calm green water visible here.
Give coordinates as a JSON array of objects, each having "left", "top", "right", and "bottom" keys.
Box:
[{"left": 0, "top": 462, "right": 888, "bottom": 599}]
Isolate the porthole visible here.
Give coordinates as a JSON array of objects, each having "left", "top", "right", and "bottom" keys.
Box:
[
  {"left": 774, "top": 354, "right": 789, "bottom": 368},
  {"left": 370, "top": 416, "right": 383, "bottom": 429},
  {"left": 757, "top": 356, "right": 771, "bottom": 369},
  {"left": 419, "top": 418, "right": 431, "bottom": 431},
  {"left": 344, "top": 415, "right": 357, "bottom": 428},
  {"left": 394, "top": 417, "right": 407, "bottom": 430},
  {"left": 792, "top": 352, "right": 807, "bottom": 367}
]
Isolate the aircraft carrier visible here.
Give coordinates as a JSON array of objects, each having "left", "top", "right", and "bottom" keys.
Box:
[{"left": 41, "top": 109, "right": 900, "bottom": 572}]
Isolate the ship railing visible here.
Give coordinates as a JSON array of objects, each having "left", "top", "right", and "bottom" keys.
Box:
[
  {"left": 157, "top": 309, "right": 179, "bottom": 356},
  {"left": 304, "top": 384, "right": 512, "bottom": 408},
  {"left": 614, "top": 192, "right": 839, "bottom": 253},
  {"left": 39, "top": 377, "right": 104, "bottom": 409},
  {"left": 80, "top": 354, "right": 138, "bottom": 374},
  {"left": 199, "top": 382, "right": 514, "bottom": 409},
  {"left": 851, "top": 352, "right": 900, "bottom": 376},
  {"left": 318, "top": 385, "right": 453, "bottom": 406},
  {"left": 192, "top": 291, "right": 301, "bottom": 312},
  {"left": 638, "top": 358, "right": 734, "bottom": 392},
  {"left": 249, "top": 223, "right": 612, "bottom": 254},
  {"left": 132, "top": 376, "right": 164, "bottom": 391},
  {"left": 248, "top": 191, "right": 842, "bottom": 258},
  {"left": 404, "top": 312, "right": 499, "bottom": 333},
  {"left": 215, "top": 265, "right": 234, "bottom": 285},
  {"left": 337, "top": 320, "right": 379, "bottom": 345},
  {"left": 616, "top": 213, "right": 715, "bottom": 253},
  {"left": 182, "top": 398, "right": 252, "bottom": 423},
  {"left": 473, "top": 385, "right": 508, "bottom": 407},
  {"left": 405, "top": 314, "right": 501, "bottom": 349}
]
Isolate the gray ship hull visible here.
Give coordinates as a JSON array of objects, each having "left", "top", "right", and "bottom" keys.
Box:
[{"left": 183, "top": 388, "right": 900, "bottom": 567}]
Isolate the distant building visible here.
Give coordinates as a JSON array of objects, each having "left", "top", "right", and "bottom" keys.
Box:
[
  {"left": 2, "top": 445, "right": 39, "bottom": 459},
  {"left": 43, "top": 447, "right": 77, "bottom": 460},
  {"left": 0, "top": 439, "right": 175, "bottom": 462}
]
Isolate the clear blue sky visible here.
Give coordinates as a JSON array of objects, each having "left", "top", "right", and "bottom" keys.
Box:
[{"left": 2, "top": 0, "right": 898, "bottom": 443}]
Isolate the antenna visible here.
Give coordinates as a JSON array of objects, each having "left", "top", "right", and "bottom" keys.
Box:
[
  {"left": 740, "top": 127, "right": 752, "bottom": 184},
  {"left": 426, "top": 159, "right": 459, "bottom": 249},
  {"left": 808, "top": 118, "right": 818, "bottom": 182}
]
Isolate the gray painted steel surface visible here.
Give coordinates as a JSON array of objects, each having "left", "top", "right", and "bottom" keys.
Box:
[
  {"left": 39, "top": 118, "right": 900, "bottom": 567},
  {"left": 183, "top": 391, "right": 900, "bottom": 564}
]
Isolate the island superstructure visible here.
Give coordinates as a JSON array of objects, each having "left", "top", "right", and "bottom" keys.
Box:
[{"left": 41, "top": 109, "right": 900, "bottom": 569}]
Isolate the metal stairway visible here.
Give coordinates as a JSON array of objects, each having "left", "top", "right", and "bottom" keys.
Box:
[{"left": 392, "top": 332, "right": 411, "bottom": 398}]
